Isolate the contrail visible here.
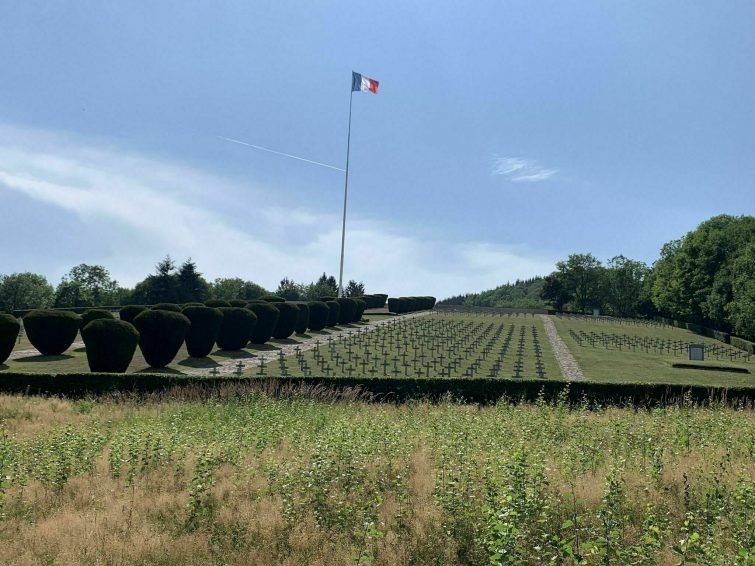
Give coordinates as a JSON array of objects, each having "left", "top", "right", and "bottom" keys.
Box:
[{"left": 218, "top": 135, "right": 345, "bottom": 172}]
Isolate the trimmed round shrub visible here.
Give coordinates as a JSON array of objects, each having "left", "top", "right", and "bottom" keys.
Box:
[
  {"left": 216, "top": 307, "right": 257, "bottom": 350},
  {"left": 320, "top": 296, "right": 338, "bottom": 303},
  {"left": 307, "top": 301, "right": 329, "bottom": 331},
  {"left": 81, "top": 309, "right": 114, "bottom": 328},
  {"left": 0, "top": 314, "right": 21, "bottom": 364},
  {"left": 326, "top": 301, "right": 341, "bottom": 327},
  {"left": 23, "top": 309, "right": 82, "bottom": 356},
  {"left": 205, "top": 299, "right": 231, "bottom": 308},
  {"left": 182, "top": 306, "right": 223, "bottom": 357},
  {"left": 353, "top": 299, "right": 367, "bottom": 322},
  {"left": 119, "top": 305, "right": 147, "bottom": 323},
  {"left": 261, "top": 295, "right": 285, "bottom": 303},
  {"left": 151, "top": 303, "right": 182, "bottom": 313},
  {"left": 182, "top": 302, "right": 204, "bottom": 308},
  {"left": 337, "top": 298, "right": 357, "bottom": 324},
  {"left": 228, "top": 299, "right": 248, "bottom": 308},
  {"left": 246, "top": 302, "right": 280, "bottom": 344},
  {"left": 132, "top": 310, "right": 190, "bottom": 368},
  {"left": 81, "top": 319, "right": 139, "bottom": 373},
  {"left": 271, "top": 302, "right": 299, "bottom": 340},
  {"left": 294, "top": 302, "right": 310, "bottom": 334}
]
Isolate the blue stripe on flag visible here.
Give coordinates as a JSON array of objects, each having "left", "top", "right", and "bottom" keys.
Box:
[{"left": 351, "top": 71, "right": 362, "bottom": 92}]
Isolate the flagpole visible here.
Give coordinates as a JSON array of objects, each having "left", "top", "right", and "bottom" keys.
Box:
[{"left": 337, "top": 86, "right": 354, "bottom": 298}]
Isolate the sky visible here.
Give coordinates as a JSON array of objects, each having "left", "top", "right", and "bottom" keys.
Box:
[{"left": 1, "top": 1, "right": 754, "bottom": 298}]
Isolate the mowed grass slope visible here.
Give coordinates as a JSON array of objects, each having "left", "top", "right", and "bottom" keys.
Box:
[
  {"left": 553, "top": 316, "right": 755, "bottom": 386},
  {"left": 0, "top": 391, "right": 753, "bottom": 564},
  {"left": 260, "top": 313, "right": 562, "bottom": 380},
  {"left": 4, "top": 313, "right": 562, "bottom": 381}
]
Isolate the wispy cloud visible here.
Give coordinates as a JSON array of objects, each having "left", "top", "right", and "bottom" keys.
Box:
[
  {"left": 0, "top": 125, "right": 556, "bottom": 297},
  {"left": 492, "top": 156, "right": 558, "bottom": 182}
]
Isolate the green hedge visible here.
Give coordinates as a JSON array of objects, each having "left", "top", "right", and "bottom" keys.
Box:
[
  {"left": 388, "top": 296, "right": 436, "bottom": 314},
  {"left": 353, "top": 299, "right": 367, "bottom": 322},
  {"left": 246, "top": 302, "right": 280, "bottom": 344},
  {"left": 325, "top": 301, "right": 340, "bottom": 327},
  {"left": 0, "top": 314, "right": 21, "bottom": 364},
  {"left": 659, "top": 317, "right": 732, "bottom": 345},
  {"left": 151, "top": 303, "right": 182, "bottom": 313},
  {"left": 132, "top": 310, "right": 190, "bottom": 368},
  {"left": 261, "top": 295, "right": 285, "bottom": 303},
  {"left": 182, "top": 306, "right": 224, "bottom": 357},
  {"left": 337, "top": 298, "right": 357, "bottom": 324},
  {"left": 81, "top": 309, "right": 115, "bottom": 327},
  {"left": 294, "top": 302, "right": 310, "bottom": 334},
  {"left": 119, "top": 305, "right": 147, "bottom": 324},
  {"left": 205, "top": 299, "right": 231, "bottom": 308},
  {"left": 23, "top": 310, "right": 82, "bottom": 355},
  {"left": 0, "top": 374, "right": 753, "bottom": 407},
  {"left": 271, "top": 302, "right": 299, "bottom": 340},
  {"left": 81, "top": 319, "right": 140, "bottom": 373},
  {"left": 731, "top": 336, "right": 755, "bottom": 355},
  {"left": 217, "top": 307, "right": 257, "bottom": 350},
  {"left": 228, "top": 299, "right": 249, "bottom": 308},
  {"left": 307, "top": 301, "right": 329, "bottom": 331}
]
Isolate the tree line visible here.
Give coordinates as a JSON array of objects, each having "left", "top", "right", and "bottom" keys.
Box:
[
  {"left": 540, "top": 215, "right": 755, "bottom": 340},
  {"left": 0, "top": 256, "right": 366, "bottom": 312},
  {"left": 438, "top": 277, "right": 546, "bottom": 309}
]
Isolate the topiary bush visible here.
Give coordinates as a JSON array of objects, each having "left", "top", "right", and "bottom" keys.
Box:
[
  {"left": 23, "top": 310, "right": 82, "bottom": 356},
  {"left": 353, "top": 299, "right": 367, "bottom": 322},
  {"left": 307, "top": 301, "right": 329, "bottom": 331},
  {"left": 119, "top": 305, "right": 147, "bottom": 323},
  {"left": 151, "top": 303, "right": 182, "bottom": 313},
  {"left": 0, "top": 314, "right": 21, "bottom": 364},
  {"left": 326, "top": 301, "right": 341, "bottom": 327},
  {"left": 216, "top": 307, "right": 257, "bottom": 350},
  {"left": 228, "top": 299, "right": 248, "bottom": 308},
  {"left": 337, "top": 298, "right": 357, "bottom": 324},
  {"left": 271, "top": 302, "right": 299, "bottom": 340},
  {"left": 182, "top": 306, "right": 223, "bottom": 357},
  {"left": 294, "top": 302, "right": 310, "bottom": 334},
  {"left": 387, "top": 298, "right": 400, "bottom": 313},
  {"left": 205, "top": 299, "right": 231, "bottom": 308},
  {"left": 81, "top": 309, "right": 114, "bottom": 328},
  {"left": 246, "top": 302, "right": 280, "bottom": 344},
  {"left": 81, "top": 319, "right": 140, "bottom": 373},
  {"left": 387, "top": 296, "right": 436, "bottom": 313},
  {"left": 182, "top": 302, "right": 205, "bottom": 308},
  {"left": 261, "top": 295, "right": 285, "bottom": 303},
  {"left": 132, "top": 310, "right": 190, "bottom": 368},
  {"left": 373, "top": 294, "right": 388, "bottom": 308}
]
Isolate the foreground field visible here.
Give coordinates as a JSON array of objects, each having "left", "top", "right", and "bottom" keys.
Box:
[{"left": 1, "top": 390, "right": 753, "bottom": 564}]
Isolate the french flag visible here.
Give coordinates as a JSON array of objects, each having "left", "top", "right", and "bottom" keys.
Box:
[{"left": 352, "top": 71, "right": 379, "bottom": 94}]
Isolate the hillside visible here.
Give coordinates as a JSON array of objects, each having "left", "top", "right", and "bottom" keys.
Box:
[{"left": 438, "top": 277, "right": 546, "bottom": 309}]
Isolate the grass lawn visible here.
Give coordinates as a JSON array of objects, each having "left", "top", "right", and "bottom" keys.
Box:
[
  {"left": 553, "top": 316, "right": 755, "bottom": 386},
  {"left": 0, "top": 392, "right": 753, "bottom": 564},
  {"left": 363, "top": 313, "right": 396, "bottom": 322},
  {"left": 10, "top": 330, "right": 33, "bottom": 352},
  {"left": 3, "top": 314, "right": 563, "bottom": 381},
  {"left": 261, "top": 312, "right": 562, "bottom": 380}
]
